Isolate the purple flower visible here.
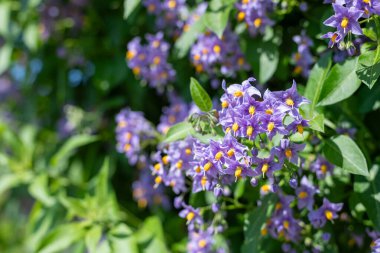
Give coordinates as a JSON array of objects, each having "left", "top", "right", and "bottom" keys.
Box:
[
  {"left": 179, "top": 204, "right": 203, "bottom": 228},
  {"left": 310, "top": 156, "right": 334, "bottom": 179},
  {"left": 157, "top": 93, "right": 189, "bottom": 134},
  {"left": 126, "top": 32, "right": 175, "bottom": 93},
  {"left": 372, "top": 238, "right": 380, "bottom": 253},
  {"left": 323, "top": 4, "right": 364, "bottom": 38},
  {"left": 274, "top": 139, "right": 305, "bottom": 164},
  {"left": 308, "top": 198, "right": 343, "bottom": 228},
  {"left": 252, "top": 154, "right": 282, "bottom": 179},
  {"left": 321, "top": 32, "right": 343, "bottom": 48},
  {"left": 190, "top": 28, "right": 249, "bottom": 81},
  {"left": 292, "top": 32, "right": 314, "bottom": 77},
  {"left": 187, "top": 227, "right": 214, "bottom": 253},
  {"left": 115, "top": 108, "right": 155, "bottom": 165},
  {"left": 353, "top": 0, "right": 380, "bottom": 17},
  {"left": 295, "top": 176, "right": 318, "bottom": 210}
]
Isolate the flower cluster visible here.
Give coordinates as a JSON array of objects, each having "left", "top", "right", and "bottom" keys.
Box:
[
  {"left": 235, "top": 0, "right": 276, "bottom": 36},
  {"left": 126, "top": 32, "right": 176, "bottom": 93},
  {"left": 157, "top": 94, "right": 190, "bottom": 134},
  {"left": 190, "top": 29, "right": 249, "bottom": 87},
  {"left": 143, "top": 0, "right": 186, "bottom": 33},
  {"left": 292, "top": 31, "right": 314, "bottom": 78},
  {"left": 322, "top": 1, "right": 378, "bottom": 54},
  {"left": 115, "top": 108, "right": 155, "bottom": 165}
]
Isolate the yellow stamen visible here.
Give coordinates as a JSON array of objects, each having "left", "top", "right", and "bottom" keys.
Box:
[
  {"left": 286, "top": 98, "right": 294, "bottom": 106},
  {"left": 204, "top": 162, "right": 212, "bottom": 171},
  {"left": 262, "top": 163, "right": 269, "bottom": 174},
  {"left": 126, "top": 50, "right": 135, "bottom": 60},
  {"left": 297, "top": 124, "right": 304, "bottom": 134},
  {"left": 168, "top": 0, "right": 176, "bottom": 9},
  {"left": 222, "top": 100, "right": 229, "bottom": 108},
  {"left": 198, "top": 239, "right": 207, "bottom": 248},
  {"left": 265, "top": 108, "right": 273, "bottom": 115},
  {"left": 249, "top": 105, "right": 255, "bottom": 115},
  {"left": 325, "top": 210, "right": 333, "bottom": 220},
  {"left": 242, "top": 0, "right": 250, "bottom": 4},
  {"left": 195, "top": 64, "right": 203, "bottom": 73},
  {"left": 227, "top": 149, "right": 235, "bottom": 157},
  {"left": 185, "top": 148, "right": 192, "bottom": 155},
  {"left": 261, "top": 227, "right": 267, "bottom": 236},
  {"left": 195, "top": 166, "right": 201, "bottom": 173},
  {"left": 154, "top": 163, "right": 161, "bottom": 171},
  {"left": 201, "top": 176, "right": 207, "bottom": 189},
  {"left": 153, "top": 56, "right": 161, "bottom": 65},
  {"left": 247, "top": 126, "right": 253, "bottom": 137},
  {"left": 341, "top": 17, "right": 349, "bottom": 29},
  {"left": 225, "top": 127, "right": 231, "bottom": 133},
  {"left": 267, "top": 122, "right": 275, "bottom": 132},
  {"left": 152, "top": 40, "right": 160, "bottom": 48},
  {"left": 215, "top": 151, "right": 223, "bottom": 161},
  {"left": 235, "top": 166, "right": 242, "bottom": 179},
  {"left": 275, "top": 203, "right": 282, "bottom": 210},
  {"left": 238, "top": 57, "right": 245, "bottom": 66},
  {"left": 261, "top": 184, "right": 270, "bottom": 193},
  {"left": 202, "top": 48, "right": 208, "bottom": 54},
  {"left": 193, "top": 54, "right": 201, "bottom": 61},
  {"left": 168, "top": 115, "right": 176, "bottom": 124},
  {"left": 321, "top": 164, "right": 328, "bottom": 174},
  {"left": 298, "top": 191, "right": 308, "bottom": 199},
  {"left": 285, "top": 149, "right": 292, "bottom": 158},
  {"left": 155, "top": 176, "right": 162, "bottom": 184},
  {"left": 213, "top": 45, "right": 221, "bottom": 54},
  {"left": 138, "top": 198, "right": 148, "bottom": 208},
  {"left": 232, "top": 122, "right": 239, "bottom": 132},
  {"left": 132, "top": 67, "right": 141, "bottom": 75},
  {"left": 295, "top": 52, "right": 301, "bottom": 61},
  {"left": 124, "top": 144, "right": 131, "bottom": 152},
  {"left": 234, "top": 90, "right": 243, "bottom": 97},
  {"left": 254, "top": 18, "right": 262, "bottom": 28},
  {"left": 237, "top": 11, "right": 245, "bottom": 21},
  {"left": 183, "top": 24, "right": 190, "bottom": 32},
  {"left": 125, "top": 132, "right": 132, "bottom": 141},
  {"left": 186, "top": 212, "right": 195, "bottom": 221},
  {"left": 283, "top": 220, "right": 290, "bottom": 229},
  {"left": 331, "top": 33, "right": 338, "bottom": 43},
  {"left": 147, "top": 4, "right": 156, "bottom": 12},
  {"left": 294, "top": 66, "right": 303, "bottom": 75},
  {"left": 162, "top": 155, "right": 169, "bottom": 165},
  {"left": 176, "top": 160, "right": 183, "bottom": 169}
]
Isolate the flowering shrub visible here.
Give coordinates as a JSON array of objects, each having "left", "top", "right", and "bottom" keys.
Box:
[{"left": 1, "top": 0, "right": 380, "bottom": 252}]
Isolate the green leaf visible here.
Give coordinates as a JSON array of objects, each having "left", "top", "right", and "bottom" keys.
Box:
[
  {"left": 234, "top": 179, "right": 246, "bottom": 199},
  {"left": 323, "top": 135, "right": 369, "bottom": 176},
  {"left": 124, "top": 0, "right": 140, "bottom": 20},
  {"left": 318, "top": 57, "right": 361, "bottom": 106},
  {"left": 174, "top": 16, "right": 205, "bottom": 58},
  {"left": 59, "top": 194, "right": 88, "bottom": 218},
  {"left": 354, "top": 164, "right": 380, "bottom": 230},
  {"left": 204, "top": 7, "right": 231, "bottom": 39},
  {"left": 0, "top": 44, "right": 12, "bottom": 75},
  {"left": 37, "top": 223, "right": 85, "bottom": 253},
  {"left": 96, "top": 158, "right": 110, "bottom": 204},
  {"left": 50, "top": 135, "right": 98, "bottom": 167},
  {"left": 356, "top": 47, "right": 380, "bottom": 89},
  {"left": 304, "top": 52, "right": 332, "bottom": 111},
  {"left": 163, "top": 122, "right": 195, "bottom": 143},
  {"left": 241, "top": 194, "right": 276, "bottom": 253},
  {"left": 0, "top": 2, "right": 10, "bottom": 36},
  {"left": 109, "top": 223, "right": 139, "bottom": 253},
  {"left": 28, "top": 174, "right": 56, "bottom": 207},
  {"left": 85, "top": 225, "right": 102, "bottom": 253},
  {"left": 135, "top": 217, "right": 170, "bottom": 253},
  {"left": 309, "top": 113, "right": 324, "bottom": 133},
  {"left": 190, "top": 77, "right": 212, "bottom": 112},
  {"left": 0, "top": 174, "right": 24, "bottom": 195},
  {"left": 359, "top": 80, "right": 380, "bottom": 113},
  {"left": 245, "top": 28, "right": 281, "bottom": 83}
]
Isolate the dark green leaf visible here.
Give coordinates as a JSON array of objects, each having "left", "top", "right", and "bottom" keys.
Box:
[
  {"left": 163, "top": 122, "right": 195, "bottom": 143},
  {"left": 37, "top": 223, "right": 85, "bottom": 253},
  {"left": 318, "top": 57, "right": 361, "bottom": 106},
  {"left": 323, "top": 135, "right": 369, "bottom": 176},
  {"left": 204, "top": 7, "right": 231, "bottom": 39},
  {"left": 304, "top": 52, "right": 332, "bottom": 111},
  {"left": 135, "top": 217, "right": 170, "bottom": 253},
  {"left": 124, "top": 0, "right": 140, "bottom": 20},
  {"left": 356, "top": 47, "right": 380, "bottom": 89},
  {"left": 190, "top": 77, "right": 212, "bottom": 112},
  {"left": 28, "top": 174, "right": 55, "bottom": 207},
  {"left": 354, "top": 164, "right": 380, "bottom": 230},
  {"left": 245, "top": 28, "right": 281, "bottom": 83},
  {"left": 109, "top": 223, "right": 139, "bottom": 253},
  {"left": 96, "top": 158, "right": 111, "bottom": 205},
  {"left": 241, "top": 194, "right": 276, "bottom": 253},
  {"left": 50, "top": 135, "right": 98, "bottom": 167}
]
